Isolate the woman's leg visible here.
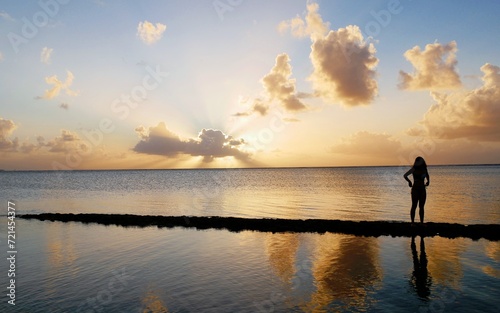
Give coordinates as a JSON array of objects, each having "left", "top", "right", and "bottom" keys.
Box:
[
  {"left": 410, "top": 189, "right": 418, "bottom": 223},
  {"left": 418, "top": 189, "right": 427, "bottom": 223}
]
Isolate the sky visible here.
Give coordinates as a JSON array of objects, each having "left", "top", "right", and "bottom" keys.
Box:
[{"left": 1, "top": 0, "right": 499, "bottom": 170}]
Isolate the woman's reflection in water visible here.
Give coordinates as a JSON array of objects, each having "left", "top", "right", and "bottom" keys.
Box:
[{"left": 410, "top": 236, "right": 432, "bottom": 299}]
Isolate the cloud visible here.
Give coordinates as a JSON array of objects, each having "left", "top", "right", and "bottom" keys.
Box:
[
  {"left": 280, "top": 2, "right": 378, "bottom": 106},
  {"left": 133, "top": 122, "right": 250, "bottom": 162},
  {"left": 330, "top": 131, "right": 402, "bottom": 157},
  {"left": 330, "top": 130, "right": 500, "bottom": 165},
  {"left": 278, "top": 2, "right": 329, "bottom": 40},
  {"left": 0, "top": 117, "right": 19, "bottom": 151},
  {"left": 251, "top": 99, "right": 270, "bottom": 116},
  {"left": 234, "top": 54, "right": 306, "bottom": 117},
  {"left": 234, "top": 98, "right": 269, "bottom": 117},
  {"left": 40, "top": 70, "right": 79, "bottom": 99},
  {"left": 426, "top": 140, "right": 500, "bottom": 165},
  {"left": 1, "top": 118, "right": 48, "bottom": 154},
  {"left": 19, "top": 136, "right": 45, "bottom": 154},
  {"left": 40, "top": 47, "right": 53, "bottom": 64},
  {"left": 45, "top": 129, "right": 89, "bottom": 153},
  {"left": 0, "top": 51, "right": 3, "bottom": 62},
  {"left": 262, "top": 53, "right": 307, "bottom": 112},
  {"left": 408, "top": 63, "right": 500, "bottom": 142},
  {"left": 137, "top": 21, "right": 167, "bottom": 45},
  {"left": 309, "top": 25, "right": 379, "bottom": 106},
  {"left": 399, "top": 41, "right": 462, "bottom": 90},
  {"left": 1, "top": 124, "right": 92, "bottom": 155}
]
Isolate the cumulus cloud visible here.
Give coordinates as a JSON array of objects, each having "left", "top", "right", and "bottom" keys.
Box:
[
  {"left": 1, "top": 118, "right": 47, "bottom": 154},
  {"left": 408, "top": 63, "right": 500, "bottom": 142},
  {"left": 0, "top": 117, "right": 19, "bottom": 151},
  {"left": 45, "top": 129, "right": 89, "bottom": 153},
  {"left": 309, "top": 25, "right": 378, "bottom": 106},
  {"left": 280, "top": 2, "right": 378, "bottom": 106},
  {"left": 1, "top": 121, "right": 97, "bottom": 158},
  {"left": 233, "top": 98, "right": 269, "bottom": 117},
  {"left": 262, "top": 53, "right": 307, "bottom": 112},
  {"left": 330, "top": 131, "right": 402, "bottom": 157},
  {"left": 40, "top": 70, "right": 79, "bottom": 99},
  {"left": 133, "top": 122, "right": 250, "bottom": 162},
  {"left": 137, "top": 21, "right": 167, "bottom": 44},
  {"left": 399, "top": 41, "right": 462, "bottom": 90},
  {"left": 40, "top": 47, "right": 53, "bottom": 64},
  {"left": 19, "top": 136, "right": 45, "bottom": 154},
  {"left": 251, "top": 99, "right": 270, "bottom": 116},
  {"left": 234, "top": 54, "right": 306, "bottom": 117},
  {"left": 278, "top": 2, "right": 329, "bottom": 40}
]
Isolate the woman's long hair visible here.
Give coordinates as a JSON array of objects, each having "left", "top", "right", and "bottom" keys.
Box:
[{"left": 413, "top": 156, "right": 427, "bottom": 172}]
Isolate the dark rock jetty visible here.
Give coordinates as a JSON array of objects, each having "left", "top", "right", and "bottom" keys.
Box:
[{"left": 20, "top": 213, "right": 500, "bottom": 241}]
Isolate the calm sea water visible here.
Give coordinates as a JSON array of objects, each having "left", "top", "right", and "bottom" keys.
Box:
[
  {"left": 2, "top": 165, "right": 500, "bottom": 223},
  {"left": 0, "top": 166, "right": 499, "bottom": 312}
]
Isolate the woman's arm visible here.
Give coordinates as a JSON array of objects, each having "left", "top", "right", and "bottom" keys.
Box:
[
  {"left": 404, "top": 167, "right": 414, "bottom": 187},
  {"left": 425, "top": 170, "right": 430, "bottom": 186}
]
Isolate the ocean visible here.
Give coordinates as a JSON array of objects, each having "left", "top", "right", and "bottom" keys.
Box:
[{"left": 1, "top": 165, "right": 499, "bottom": 312}]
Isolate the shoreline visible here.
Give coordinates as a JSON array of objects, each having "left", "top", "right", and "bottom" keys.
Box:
[{"left": 19, "top": 213, "right": 500, "bottom": 241}]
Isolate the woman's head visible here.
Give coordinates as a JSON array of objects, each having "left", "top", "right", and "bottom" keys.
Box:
[{"left": 413, "top": 156, "right": 427, "bottom": 169}]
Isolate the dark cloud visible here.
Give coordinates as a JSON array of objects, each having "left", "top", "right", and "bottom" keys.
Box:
[{"left": 133, "top": 122, "right": 250, "bottom": 162}]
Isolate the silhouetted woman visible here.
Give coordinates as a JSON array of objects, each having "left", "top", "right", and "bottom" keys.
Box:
[{"left": 404, "top": 156, "right": 430, "bottom": 224}]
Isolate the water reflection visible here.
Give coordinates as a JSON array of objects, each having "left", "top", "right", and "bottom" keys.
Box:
[
  {"left": 265, "top": 233, "right": 300, "bottom": 285},
  {"left": 44, "top": 221, "right": 79, "bottom": 300},
  {"left": 141, "top": 287, "right": 169, "bottom": 313},
  {"left": 482, "top": 241, "right": 500, "bottom": 278},
  {"left": 425, "top": 237, "right": 466, "bottom": 289},
  {"left": 410, "top": 236, "right": 432, "bottom": 299},
  {"left": 305, "top": 234, "right": 382, "bottom": 312}
]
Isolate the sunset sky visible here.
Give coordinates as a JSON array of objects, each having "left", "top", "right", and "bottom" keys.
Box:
[{"left": 1, "top": 0, "right": 499, "bottom": 170}]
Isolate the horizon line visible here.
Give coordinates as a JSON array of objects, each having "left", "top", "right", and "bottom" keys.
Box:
[{"left": 1, "top": 163, "right": 499, "bottom": 172}]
